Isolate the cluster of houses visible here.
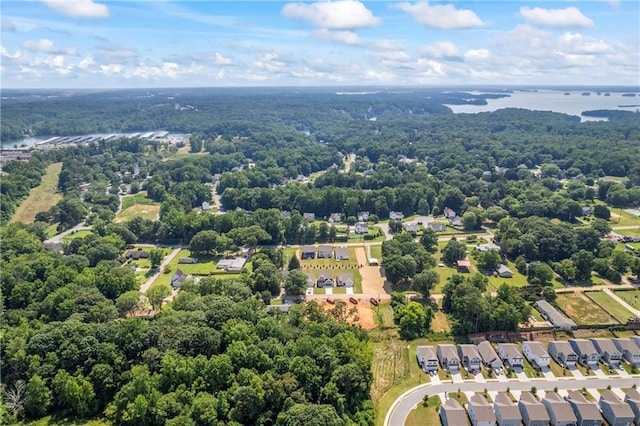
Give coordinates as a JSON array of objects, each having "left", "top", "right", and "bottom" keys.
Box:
[
  {"left": 441, "top": 388, "right": 640, "bottom": 426},
  {"left": 307, "top": 272, "right": 354, "bottom": 288},
  {"left": 417, "top": 336, "right": 640, "bottom": 377},
  {"left": 300, "top": 245, "right": 350, "bottom": 261},
  {"left": 443, "top": 207, "right": 463, "bottom": 228}
]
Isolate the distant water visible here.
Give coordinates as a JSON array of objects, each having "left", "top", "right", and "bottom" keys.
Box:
[
  {"left": 3, "top": 132, "right": 188, "bottom": 149},
  {"left": 445, "top": 90, "right": 640, "bottom": 122}
]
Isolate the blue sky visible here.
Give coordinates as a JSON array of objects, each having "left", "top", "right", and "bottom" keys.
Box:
[{"left": 1, "top": 0, "right": 638, "bottom": 88}]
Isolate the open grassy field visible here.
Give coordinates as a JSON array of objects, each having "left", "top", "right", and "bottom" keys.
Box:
[
  {"left": 585, "top": 291, "right": 635, "bottom": 323},
  {"left": 373, "top": 303, "right": 395, "bottom": 328},
  {"left": 10, "top": 162, "right": 63, "bottom": 224},
  {"left": 370, "top": 245, "right": 382, "bottom": 261},
  {"left": 431, "top": 309, "right": 451, "bottom": 333},
  {"left": 404, "top": 395, "right": 442, "bottom": 426},
  {"left": 613, "top": 289, "right": 640, "bottom": 310},
  {"left": 555, "top": 292, "right": 617, "bottom": 325},
  {"left": 61, "top": 229, "right": 94, "bottom": 241},
  {"left": 116, "top": 204, "right": 161, "bottom": 222},
  {"left": 120, "top": 192, "right": 155, "bottom": 210}
]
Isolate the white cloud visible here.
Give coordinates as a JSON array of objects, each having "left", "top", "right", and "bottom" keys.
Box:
[
  {"left": 22, "top": 38, "right": 78, "bottom": 56},
  {"left": 100, "top": 64, "right": 123, "bottom": 75},
  {"left": 394, "top": 1, "right": 485, "bottom": 30},
  {"left": 212, "top": 52, "right": 233, "bottom": 65},
  {"left": 41, "top": 0, "right": 109, "bottom": 19},
  {"left": 94, "top": 44, "right": 138, "bottom": 64},
  {"left": 78, "top": 57, "right": 94, "bottom": 69},
  {"left": 1, "top": 46, "right": 21, "bottom": 59},
  {"left": 558, "top": 32, "right": 611, "bottom": 54},
  {"left": 282, "top": 1, "right": 380, "bottom": 29},
  {"left": 520, "top": 7, "right": 594, "bottom": 28},
  {"left": 464, "top": 49, "right": 490, "bottom": 61},
  {"left": 1, "top": 17, "right": 15, "bottom": 32},
  {"left": 314, "top": 29, "right": 361, "bottom": 45},
  {"left": 421, "top": 41, "right": 461, "bottom": 60}
]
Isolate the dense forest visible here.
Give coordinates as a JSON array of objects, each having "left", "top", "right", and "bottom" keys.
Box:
[{"left": 1, "top": 89, "right": 640, "bottom": 424}]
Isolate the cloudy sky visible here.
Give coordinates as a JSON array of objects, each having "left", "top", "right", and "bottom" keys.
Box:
[{"left": 1, "top": 0, "right": 638, "bottom": 88}]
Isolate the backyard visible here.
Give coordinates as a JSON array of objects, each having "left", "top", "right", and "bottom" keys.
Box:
[
  {"left": 585, "top": 291, "right": 635, "bottom": 323},
  {"left": 613, "top": 289, "right": 640, "bottom": 311},
  {"left": 555, "top": 293, "right": 617, "bottom": 325}
]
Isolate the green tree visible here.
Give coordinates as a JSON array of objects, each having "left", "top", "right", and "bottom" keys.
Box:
[
  {"left": 475, "top": 249, "right": 501, "bottom": 271},
  {"left": 277, "top": 404, "right": 343, "bottom": 426},
  {"left": 527, "top": 263, "right": 554, "bottom": 286},
  {"left": 52, "top": 370, "right": 95, "bottom": 417},
  {"left": 462, "top": 211, "right": 478, "bottom": 231},
  {"left": 25, "top": 375, "right": 51, "bottom": 419},
  {"left": 287, "top": 254, "right": 301, "bottom": 271},
  {"left": 396, "top": 301, "right": 432, "bottom": 340},
  {"left": 284, "top": 269, "right": 308, "bottom": 296},
  {"left": 419, "top": 228, "right": 438, "bottom": 253},
  {"left": 149, "top": 249, "right": 164, "bottom": 269},
  {"left": 147, "top": 283, "right": 171, "bottom": 311},
  {"left": 411, "top": 270, "right": 440, "bottom": 298},
  {"left": 572, "top": 250, "right": 594, "bottom": 281},
  {"left": 593, "top": 205, "right": 611, "bottom": 220},
  {"left": 115, "top": 290, "right": 141, "bottom": 317},
  {"left": 442, "top": 238, "right": 467, "bottom": 265},
  {"left": 383, "top": 254, "right": 417, "bottom": 284}
]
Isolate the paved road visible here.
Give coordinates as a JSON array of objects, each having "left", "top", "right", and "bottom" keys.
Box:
[
  {"left": 44, "top": 222, "right": 91, "bottom": 244},
  {"left": 139, "top": 247, "right": 182, "bottom": 293},
  {"left": 385, "top": 375, "right": 640, "bottom": 426}
]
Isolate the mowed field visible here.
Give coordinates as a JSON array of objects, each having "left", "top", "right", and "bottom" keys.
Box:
[
  {"left": 556, "top": 292, "right": 617, "bottom": 325},
  {"left": 115, "top": 193, "right": 160, "bottom": 222},
  {"left": 585, "top": 291, "right": 635, "bottom": 323},
  {"left": 10, "top": 162, "right": 63, "bottom": 224}
]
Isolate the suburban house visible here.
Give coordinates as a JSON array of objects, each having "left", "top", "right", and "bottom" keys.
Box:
[
  {"left": 125, "top": 250, "right": 149, "bottom": 260},
  {"left": 591, "top": 338, "right": 623, "bottom": 366},
  {"left": 178, "top": 257, "right": 198, "bottom": 264},
  {"left": 354, "top": 222, "right": 369, "bottom": 234},
  {"left": 566, "top": 391, "right": 603, "bottom": 426},
  {"left": 403, "top": 223, "right": 419, "bottom": 233},
  {"left": 494, "top": 392, "right": 522, "bottom": 426},
  {"left": 456, "top": 259, "right": 472, "bottom": 273},
  {"left": 281, "top": 210, "right": 291, "bottom": 219},
  {"left": 498, "top": 343, "right": 524, "bottom": 368},
  {"left": 450, "top": 216, "right": 463, "bottom": 227},
  {"left": 316, "top": 274, "right": 334, "bottom": 288},
  {"left": 548, "top": 341, "right": 578, "bottom": 367},
  {"left": 301, "top": 245, "right": 316, "bottom": 259},
  {"left": 468, "top": 394, "right": 497, "bottom": 426},
  {"left": 436, "top": 344, "right": 460, "bottom": 372},
  {"left": 357, "top": 211, "right": 370, "bottom": 222},
  {"left": 542, "top": 391, "right": 578, "bottom": 426},
  {"left": 569, "top": 339, "right": 600, "bottom": 366},
  {"left": 475, "top": 242, "right": 501, "bottom": 252},
  {"left": 623, "top": 389, "right": 640, "bottom": 426},
  {"left": 416, "top": 346, "right": 439, "bottom": 373},
  {"left": 328, "top": 213, "right": 342, "bottom": 223},
  {"left": 458, "top": 344, "right": 482, "bottom": 373},
  {"left": 317, "top": 245, "right": 333, "bottom": 258},
  {"left": 306, "top": 273, "right": 315, "bottom": 288},
  {"left": 216, "top": 257, "right": 247, "bottom": 272},
  {"left": 443, "top": 207, "right": 457, "bottom": 218},
  {"left": 496, "top": 264, "right": 513, "bottom": 278},
  {"left": 613, "top": 338, "right": 640, "bottom": 365},
  {"left": 201, "top": 201, "right": 211, "bottom": 211},
  {"left": 582, "top": 206, "right": 593, "bottom": 216},
  {"left": 171, "top": 269, "right": 188, "bottom": 289},
  {"left": 303, "top": 213, "right": 315, "bottom": 222},
  {"left": 519, "top": 391, "right": 550, "bottom": 426},
  {"left": 599, "top": 390, "right": 635, "bottom": 426},
  {"left": 428, "top": 222, "right": 447, "bottom": 232},
  {"left": 336, "top": 274, "right": 354, "bottom": 288},
  {"left": 334, "top": 246, "right": 349, "bottom": 260},
  {"left": 389, "top": 211, "right": 404, "bottom": 220},
  {"left": 440, "top": 398, "right": 468, "bottom": 426},
  {"left": 44, "top": 241, "right": 63, "bottom": 251},
  {"left": 522, "top": 341, "right": 551, "bottom": 368},
  {"left": 477, "top": 341, "right": 503, "bottom": 370},
  {"left": 536, "top": 300, "right": 577, "bottom": 330}
]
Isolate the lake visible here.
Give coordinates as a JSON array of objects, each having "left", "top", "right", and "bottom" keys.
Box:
[{"left": 445, "top": 89, "right": 640, "bottom": 121}]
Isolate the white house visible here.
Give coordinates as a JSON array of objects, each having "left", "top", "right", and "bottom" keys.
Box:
[
  {"left": 613, "top": 338, "right": 640, "bottom": 366},
  {"left": 522, "top": 341, "right": 551, "bottom": 368},
  {"left": 334, "top": 246, "right": 349, "bottom": 260},
  {"left": 354, "top": 222, "right": 369, "bottom": 234},
  {"left": 468, "top": 394, "right": 497, "bottom": 426},
  {"left": 389, "top": 211, "right": 404, "bottom": 220},
  {"left": 416, "top": 346, "right": 438, "bottom": 373},
  {"left": 437, "top": 344, "right": 460, "bottom": 372}
]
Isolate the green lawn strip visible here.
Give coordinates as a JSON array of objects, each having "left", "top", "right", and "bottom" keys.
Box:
[
  {"left": 61, "top": 229, "right": 94, "bottom": 241},
  {"left": 613, "top": 289, "right": 640, "bottom": 310},
  {"left": 120, "top": 192, "right": 156, "bottom": 210},
  {"left": 370, "top": 245, "right": 382, "bottom": 261},
  {"left": 584, "top": 291, "right": 635, "bottom": 323},
  {"left": 404, "top": 395, "right": 442, "bottom": 426},
  {"left": 373, "top": 303, "right": 395, "bottom": 328}
]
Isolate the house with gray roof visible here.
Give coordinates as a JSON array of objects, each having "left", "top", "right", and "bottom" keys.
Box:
[
  {"left": 317, "top": 245, "right": 333, "bottom": 258},
  {"left": 458, "top": 344, "right": 482, "bottom": 373},
  {"left": 600, "top": 389, "right": 635, "bottom": 426},
  {"left": 336, "top": 273, "right": 353, "bottom": 288},
  {"left": 334, "top": 246, "right": 349, "bottom": 260},
  {"left": 416, "top": 346, "right": 438, "bottom": 373},
  {"left": 440, "top": 398, "right": 468, "bottom": 426},
  {"left": 522, "top": 341, "right": 551, "bottom": 368},
  {"left": 542, "top": 391, "right": 578, "bottom": 426},
  {"left": 477, "top": 341, "right": 503, "bottom": 370},
  {"left": 623, "top": 388, "right": 640, "bottom": 426},
  {"left": 519, "top": 391, "right": 550, "bottom": 426},
  {"left": 389, "top": 211, "right": 404, "bottom": 220},
  {"left": 498, "top": 343, "right": 524, "bottom": 368},
  {"left": 549, "top": 341, "right": 578, "bottom": 367},
  {"left": 566, "top": 390, "right": 603, "bottom": 426},
  {"left": 494, "top": 392, "right": 522, "bottom": 426},
  {"left": 301, "top": 245, "right": 316, "bottom": 259},
  {"left": 569, "top": 339, "right": 600, "bottom": 366},
  {"left": 535, "top": 299, "right": 577, "bottom": 330},
  {"left": 590, "top": 338, "right": 623, "bottom": 366},
  {"left": 496, "top": 264, "right": 513, "bottom": 278},
  {"left": 437, "top": 344, "right": 460, "bottom": 372},
  {"left": 468, "top": 394, "right": 496, "bottom": 426},
  {"left": 613, "top": 338, "right": 640, "bottom": 366},
  {"left": 171, "top": 269, "right": 188, "bottom": 289},
  {"left": 428, "top": 222, "right": 446, "bottom": 232}
]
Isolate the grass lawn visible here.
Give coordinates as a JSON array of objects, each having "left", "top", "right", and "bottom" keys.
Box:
[
  {"left": 11, "top": 162, "right": 63, "bottom": 224},
  {"left": 584, "top": 291, "right": 635, "bottom": 323},
  {"left": 61, "top": 229, "right": 94, "bottom": 241},
  {"left": 610, "top": 208, "right": 640, "bottom": 227},
  {"left": 348, "top": 226, "right": 386, "bottom": 242},
  {"left": 373, "top": 303, "right": 395, "bottom": 328},
  {"left": 485, "top": 259, "right": 529, "bottom": 291},
  {"left": 370, "top": 245, "right": 382, "bottom": 261},
  {"left": 120, "top": 192, "right": 155, "bottom": 210},
  {"left": 116, "top": 204, "right": 161, "bottom": 222},
  {"left": 300, "top": 246, "right": 359, "bottom": 267},
  {"left": 404, "top": 395, "right": 442, "bottom": 426},
  {"left": 555, "top": 293, "right": 617, "bottom": 325},
  {"left": 613, "top": 289, "right": 640, "bottom": 310},
  {"left": 431, "top": 310, "right": 451, "bottom": 333}
]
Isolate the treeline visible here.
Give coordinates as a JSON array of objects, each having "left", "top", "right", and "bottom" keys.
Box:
[
  {"left": 0, "top": 155, "right": 47, "bottom": 224},
  {"left": 0, "top": 223, "right": 374, "bottom": 424}
]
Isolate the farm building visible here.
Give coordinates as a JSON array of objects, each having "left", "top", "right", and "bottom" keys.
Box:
[{"left": 535, "top": 300, "right": 577, "bottom": 330}]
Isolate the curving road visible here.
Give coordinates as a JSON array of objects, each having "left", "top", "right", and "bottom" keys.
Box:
[{"left": 385, "top": 375, "right": 640, "bottom": 426}]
